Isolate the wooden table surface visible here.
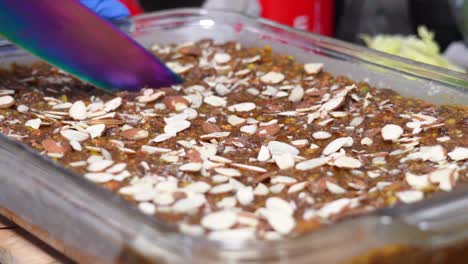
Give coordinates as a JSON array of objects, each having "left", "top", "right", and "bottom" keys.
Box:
[{"left": 0, "top": 215, "right": 71, "bottom": 264}]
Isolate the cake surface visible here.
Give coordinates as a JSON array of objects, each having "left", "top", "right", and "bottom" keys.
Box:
[{"left": 0, "top": 39, "right": 466, "bottom": 241}]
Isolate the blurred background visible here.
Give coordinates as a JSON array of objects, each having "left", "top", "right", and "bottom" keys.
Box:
[{"left": 112, "top": 0, "right": 468, "bottom": 73}]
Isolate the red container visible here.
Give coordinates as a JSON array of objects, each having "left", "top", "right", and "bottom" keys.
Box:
[
  {"left": 259, "top": 0, "right": 334, "bottom": 36},
  {"left": 119, "top": 0, "right": 144, "bottom": 16}
]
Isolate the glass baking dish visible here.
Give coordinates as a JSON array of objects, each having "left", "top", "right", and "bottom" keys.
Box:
[{"left": 0, "top": 8, "right": 467, "bottom": 264}]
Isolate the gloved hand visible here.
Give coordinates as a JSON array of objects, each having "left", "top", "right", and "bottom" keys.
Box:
[{"left": 80, "top": 0, "right": 130, "bottom": 21}]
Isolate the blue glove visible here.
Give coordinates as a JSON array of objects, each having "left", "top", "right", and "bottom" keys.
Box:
[{"left": 80, "top": 0, "right": 130, "bottom": 21}]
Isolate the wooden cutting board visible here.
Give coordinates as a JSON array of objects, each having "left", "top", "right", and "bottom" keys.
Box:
[{"left": 0, "top": 215, "right": 71, "bottom": 264}]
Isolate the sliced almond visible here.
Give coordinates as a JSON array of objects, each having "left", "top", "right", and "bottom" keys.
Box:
[
  {"left": 326, "top": 181, "right": 347, "bottom": 194},
  {"left": 25, "top": 118, "right": 41, "bottom": 129},
  {"left": 322, "top": 137, "right": 353, "bottom": 155},
  {"left": 274, "top": 153, "right": 295, "bottom": 170},
  {"left": 84, "top": 172, "right": 114, "bottom": 183},
  {"left": 227, "top": 115, "right": 246, "bottom": 126},
  {"left": 201, "top": 121, "right": 221, "bottom": 134},
  {"left": 215, "top": 167, "right": 241, "bottom": 177},
  {"left": 180, "top": 162, "right": 203, "bottom": 172},
  {"left": 312, "top": 131, "right": 331, "bottom": 140},
  {"left": 405, "top": 172, "right": 431, "bottom": 190},
  {"left": 267, "top": 141, "right": 299, "bottom": 156},
  {"left": 69, "top": 101, "right": 87, "bottom": 120},
  {"left": 332, "top": 156, "right": 362, "bottom": 169},
  {"left": 141, "top": 145, "right": 171, "bottom": 154},
  {"left": 236, "top": 187, "right": 254, "bottom": 205},
  {"left": 317, "top": 198, "right": 351, "bottom": 218},
  {"left": 86, "top": 124, "right": 105, "bottom": 139},
  {"left": 396, "top": 190, "right": 424, "bottom": 203},
  {"left": 448, "top": 147, "right": 468, "bottom": 161},
  {"left": 260, "top": 72, "right": 285, "bottom": 84},
  {"left": 204, "top": 95, "right": 227, "bottom": 107},
  {"left": 295, "top": 157, "right": 328, "bottom": 171},
  {"left": 304, "top": 63, "right": 324, "bottom": 75},
  {"left": 288, "top": 85, "right": 304, "bottom": 102},
  {"left": 213, "top": 53, "right": 232, "bottom": 64},
  {"left": 228, "top": 102, "right": 256, "bottom": 112},
  {"left": 429, "top": 167, "right": 458, "bottom": 191},
  {"left": 0, "top": 95, "right": 15, "bottom": 108},
  {"left": 60, "top": 129, "right": 89, "bottom": 142},
  {"left": 202, "top": 210, "right": 237, "bottom": 231},
  {"left": 87, "top": 159, "right": 114, "bottom": 172},
  {"left": 381, "top": 124, "right": 404, "bottom": 141},
  {"left": 257, "top": 124, "right": 280, "bottom": 137},
  {"left": 137, "top": 91, "right": 165, "bottom": 103},
  {"left": 164, "top": 120, "right": 191, "bottom": 134},
  {"left": 104, "top": 97, "right": 122, "bottom": 112},
  {"left": 122, "top": 128, "right": 148, "bottom": 140},
  {"left": 163, "top": 96, "right": 190, "bottom": 112},
  {"left": 257, "top": 146, "right": 271, "bottom": 162},
  {"left": 321, "top": 96, "right": 345, "bottom": 112}
]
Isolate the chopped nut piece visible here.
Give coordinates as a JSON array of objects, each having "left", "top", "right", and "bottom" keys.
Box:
[
  {"left": 257, "top": 146, "right": 271, "bottom": 162},
  {"left": 274, "top": 153, "right": 296, "bottom": 170},
  {"left": 405, "top": 172, "right": 431, "bottom": 190},
  {"left": 429, "top": 167, "right": 458, "bottom": 191}
]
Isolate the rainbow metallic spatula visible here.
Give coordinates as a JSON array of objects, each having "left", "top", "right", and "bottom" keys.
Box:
[{"left": 0, "top": 0, "right": 181, "bottom": 91}]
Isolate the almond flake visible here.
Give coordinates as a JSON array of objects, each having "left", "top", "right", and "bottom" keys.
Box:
[
  {"left": 231, "top": 163, "right": 267, "bottom": 173},
  {"left": 184, "top": 181, "right": 211, "bottom": 193},
  {"left": 106, "top": 163, "right": 127, "bottom": 174},
  {"left": 210, "top": 183, "right": 234, "bottom": 194},
  {"left": 326, "top": 181, "right": 346, "bottom": 194},
  {"left": 332, "top": 156, "right": 362, "bottom": 169},
  {"left": 69, "top": 140, "right": 82, "bottom": 151},
  {"left": 202, "top": 210, "right": 237, "bottom": 231},
  {"left": 260, "top": 72, "right": 285, "bottom": 84},
  {"left": 321, "top": 96, "right": 345, "bottom": 112},
  {"left": 204, "top": 95, "right": 227, "bottom": 107},
  {"left": 17, "top": 104, "right": 29, "bottom": 112},
  {"left": 349, "top": 116, "right": 364, "bottom": 127},
  {"left": 166, "top": 61, "right": 194, "bottom": 74},
  {"left": 153, "top": 133, "right": 175, "bottom": 143},
  {"left": 304, "top": 63, "right": 324, "bottom": 74},
  {"left": 288, "top": 182, "right": 307, "bottom": 193},
  {"left": 163, "top": 96, "right": 190, "bottom": 112},
  {"left": 227, "top": 115, "right": 246, "bottom": 126},
  {"left": 172, "top": 194, "right": 206, "bottom": 213},
  {"left": 257, "top": 146, "right": 271, "bottom": 162},
  {"left": 295, "top": 157, "right": 328, "bottom": 171},
  {"left": 274, "top": 153, "right": 295, "bottom": 170},
  {"left": 25, "top": 118, "right": 41, "bottom": 129},
  {"left": 141, "top": 145, "right": 171, "bottom": 154},
  {"left": 240, "top": 124, "right": 257, "bottom": 135},
  {"left": 164, "top": 120, "right": 191, "bottom": 134},
  {"left": 271, "top": 176, "right": 297, "bottom": 184},
  {"left": 322, "top": 137, "right": 353, "bottom": 155},
  {"left": 403, "top": 145, "right": 446, "bottom": 163},
  {"left": 264, "top": 211, "right": 295, "bottom": 235},
  {"left": 317, "top": 198, "right": 351, "bottom": 218},
  {"left": 361, "top": 137, "right": 373, "bottom": 146},
  {"left": 215, "top": 167, "right": 241, "bottom": 177},
  {"left": 267, "top": 141, "right": 299, "bottom": 156},
  {"left": 381, "top": 124, "right": 404, "bottom": 141},
  {"left": 69, "top": 101, "right": 87, "bottom": 120},
  {"left": 288, "top": 85, "right": 304, "bottom": 102},
  {"left": 0, "top": 95, "right": 15, "bottom": 108},
  {"left": 448, "top": 147, "right": 468, "bottom": 161},
  {"left": 42, "top": 139, "right": 70, "bottom": 154},
  {"left": 87, "top": 160, "right": 114, "bottom": 172},
  {"left": 200, "top": 131, "right": 230, "bottom": 139},
  {"left": 429, "top": 167, "right": 458, "bottom": 191},
  {"left": 213, "top": 53, "right": 232, "bottom": 64},
  {"left": 254, "top": 183, "right": 269, "bottom": 196},
  {"left": 228, "top": 102, "right": 256, "bottom": 112},
  {"left": 405, "top": 172, "right": 431, "bottom": 190},
  {"left": 122, "top": 128, "right": 148, "bottom": 140},
  {"left": 396, "top": 190, "right": 424, "bottom": 203},
  {"left": 180, "top": 162, "right": 203, "bottom": 172},
  {"left": 60, "top": 129, "right": 89, "bottom": 142},
  {"left": 236, "top": 187, "right": 254, "bottom": 205},
  {"left": 137, "top": 91, "right": 165, "bottom": 103},
  {"left": 84, "top": 172, "right": 113, "bottom": 183},
  {"left": 86, "top": 124, "right": 105, "bottom": 139},
  {"left": 312, "top": 131, "right": 331, "bottom": 140},
  {"left": 290, "top": 139, "right": 308, "bottom": 148},
  {"left": 138, "top": 202, "right": 156, "bottom": 215},
  {"left": 266, "top": 197, "right": 294, "bottom": 215}
]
